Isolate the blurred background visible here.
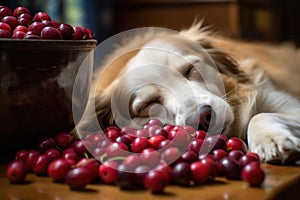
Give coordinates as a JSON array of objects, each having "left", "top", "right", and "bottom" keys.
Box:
[{"left": 2, "top": 0, "right": 300, "bottom": 45}]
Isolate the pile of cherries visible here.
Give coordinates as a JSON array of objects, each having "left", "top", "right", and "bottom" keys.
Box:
[
  {"left": 0, "top": 5, "right": 93, "bottom": 40},
  {"left": 6, "top": 119, "right": 265, "bottom": 194}
]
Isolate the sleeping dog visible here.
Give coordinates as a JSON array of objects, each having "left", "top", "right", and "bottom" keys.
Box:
[{"left": 77, "top": 22, "right": 300, "bottom": 164}]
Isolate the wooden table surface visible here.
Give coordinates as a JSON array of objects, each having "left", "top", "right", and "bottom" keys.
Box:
[{"left": 0, "top": 163, "right": 300, "bottom": 200}]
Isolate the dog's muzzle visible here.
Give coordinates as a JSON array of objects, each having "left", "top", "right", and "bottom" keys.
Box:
[{"left": 185, "top": 105, "right": 215, "bottom": 131}]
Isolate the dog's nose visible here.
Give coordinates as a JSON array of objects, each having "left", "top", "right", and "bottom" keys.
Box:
[{"left": 186, "top": 105, "right": 213, "bottom": 131}]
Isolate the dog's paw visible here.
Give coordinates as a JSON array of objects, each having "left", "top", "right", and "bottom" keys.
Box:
[{"left": 247, "top": 114, "right": 300, "bottom": 164}]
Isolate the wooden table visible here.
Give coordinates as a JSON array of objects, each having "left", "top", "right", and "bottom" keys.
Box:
[{"left": 0, "top": 163, "right": 299, "bottom": 200}]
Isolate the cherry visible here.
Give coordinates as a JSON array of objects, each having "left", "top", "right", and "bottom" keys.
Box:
[
  {"left": 193, "top": 130, "right": 207, "bottom": 140},
  {"left": 105, "top": 142, "right": 129, "bottom": 159},
  {"left": 239, "top": 154, "right": 259, "bottom": 168},
  {"left": 6, "top": 160, "right": 28, "bottom": 184},
  {"left": 146, "top": 118, "right": 163, "bottom": 127},
  {"left": 0, "top": 29, "right": 11, "bottom": 38},
  {"left": 0, "top": 21, "right": 12, "bottom": 32},
  {"left": 72, "top": 140, "right": 89, "bottom": 157},
  {"left": 13, "top": 6, "right": 30, "bottom": 17},
  {"left": 115, "top": 134, "right": 132, "bottom": 149},
  {"left": 54, "top": 132, "right": 74, "bottom": 149},
  {"left": 105, "top": 126, "right": 121, "bottom": 141},
  {"left": 76, "top": 158, "right": 100, "bottom": 182},
  {"left": 161, "top": 147, "right": 182, "bottom": 165},
  {"left": 131, "top": 137, "right": 149, "bottom": 153},
  {"left": 45, "top": 148, "right": 61, "bottom": 161},
  {"left": 38, "top": 137, "right": 57, "bottom": 152},
  {"left": 15, "top": 150, "right": 28, "bottom": 162},
  {"left": 116, "top": 164, "right": 139, "bottom": 190},
  {"left": 26, "top": 150, "right": 41, "bottom": 172},
  {"left": 33, "top": 11, "right": 51, "bottom": 22},
  {"left": 24, "top": 33, "right": 40, "bottom": 39},
  {"left": 163, "top": 124, "right": 175, "bottom": 132},
  {"left": 212, "top": 149, "right": 228, "bottom": 161},
  {"left": 148, "top": 135, "right": 165, "bottom": 149},
  {"left": 99, "top": 160, "right": 119, "bottom": 184},
  {"left": 121, "top": 154, "right": 141, "bottom": 170},
  {"left": 171, "top": 162, "right": 192, "bottom": 186},
  {"left": 201, "top": 135, "right": 227, "bottom": 154},
  {"left": 57, "top": 23, "right": 74, "bottom": 39},
  {"left": 28, "top": 21, "right": 46, "bottom": 35},
  {"left": 1, "top": 16, "right": 19, "bottom": 29},
  {"left": 190, "top": 160, "right": 212, "bottom": 183},
  {"left": 0, "top": 7, "right": 12, "bottom": 20},
  {"left": 12, "top": 31, "right": 26, "bottom": 39},
  {"left": 33, "top": 154, "right": 52, "bottom": 176},
  {"left": 41, "top": 26, "right": 62, "bottom": 39},
  {"left": 242, "top": 161, "right": 265, "bottom": 187},
  {"left": 13, "top": 25, "right": 28, "bottom": 33},
  {"left": 62, "top": 150, "right": 80, "bottom": 163},
  {"left": 144, "top": 170, "right": 169, "bottom": 193},
  {"left": 228, "top": 150, "right": 244, "bottom": 162},
  {"left": 218, "top": 157, "right": 241, "bottom": 180},
  {"left": 66, "top": 167, "right": 92, "bottom": 190},
  {"left": 188, "top": 139, "right": 204, "bottom": 154},
  {"left": 17, "top": 13, "right": 32, "bottom": 26},
  {"left": 47, "top": 158, "right": 72, "bottom": 182},
  {"left": 73, "top": 26, "right": 87, "bottom": 40},
  {"left": 140, "top": 148, "right": 161, "bottom": 168},
  {"left": 180, "top": 150, "right": 198, "bottom": 163},
  {"left": 226, "top": 137, "right": 248, "bottom": 153}
]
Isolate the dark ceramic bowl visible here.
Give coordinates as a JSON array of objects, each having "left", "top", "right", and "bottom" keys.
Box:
[{"left": 0, "top": 39, "right": 97, "bottom": 158}]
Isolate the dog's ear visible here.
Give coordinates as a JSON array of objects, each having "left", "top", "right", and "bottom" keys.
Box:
[{"left": 202, "top": 41, "right": 250, "bottom": 84}]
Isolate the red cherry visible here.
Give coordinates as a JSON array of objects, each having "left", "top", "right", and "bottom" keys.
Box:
[
  {"left": 226, "top": 137, "right": 248, "bottom": 153},
  {"left": 239, "top": 154, "right": 260, "bottom": 168},
  {"left": 73, "top": 26, "right": 87, "bottom": 40},
  {"left": 28, "top": 21, "right": 46, "bottom": 35},
  {"left": 0, "top": 22, "right": 12, "bottom": 32},
  {"left": 140, "top": 148, "right": 161, "bottom": 168},
  {"left": 171, "top": 162, "right": 192, "bottom": 186},
  {"left": 144, "top": 170, "right": 169, "bottom": 193},
  {"left": 57, "top": 23, "right": 74, "bottom": 39},
  {"left": 190, "top": 160, "right": 211, "bottom": 183},
  {"left": 242, "top": 161, "right": 265, "bottom": 187},
  {"left": 131, "top": 137, "right": 149, "bottom": 153},
  {"left": 0, "top": 7, "right": 12, "bottom": 20},
  {"left": 33, "top": 154, "right": 52, "bottom": 176},
  {"left": 0, "top": 28, "right": 10, "bottom": 38},
  {"left": 33, "top": 12, "right": 51, "bottom": 22},
  {"left": 41, "top": 26, "right": 62, "bottom": 39},
  {"left": 76, "top": 158, "right": 100, "bottom": 182},
  {"left": 148, "top": 135, "right": 166, "bottom": 149},
  {"left": 48, "top": 158, "right": 72, "bottom": 182},
  {"left": 98, "top": 160, "right": 118, "bottom": 184},
  {"left": 13, "top": 25, "right": 28, "bottom": 33},
  {"left": 54, "top": 132, "right": 74, "bottom": 149},
  {"left": 17, "top": 13, "right": 32, "bottom": 26},
  {"left": 38, "top": 137, "right": 57, "bottom": 152},
  {"left": 161, "top": 147, "right": 182, "bottom": 165},
  {"left": 1, "top": 16, "right": 19, "bottom": 29},
  {"left": 66, "top": 167, "right": 93, "bottom": 190},
  {"left": 13, "top": 7, "right": 30, "bottom": 17},
  {"left": 218, "top": 157, "right": 241, "bottom": 180},
  {"left": 6, "top": 160, "right": 28, "bottom": 184}
]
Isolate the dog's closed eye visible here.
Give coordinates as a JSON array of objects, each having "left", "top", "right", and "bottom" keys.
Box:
[{"left": 183, "top": 64, "right": 194, "bottom": 78}]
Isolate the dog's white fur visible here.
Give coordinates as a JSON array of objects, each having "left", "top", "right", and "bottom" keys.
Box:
[{"left": 78, "top": 23, "right": 300, "bottom": 164}]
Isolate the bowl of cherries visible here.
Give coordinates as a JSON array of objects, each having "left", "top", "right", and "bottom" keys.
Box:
[{"left": 0, "top": 5, "right": 97, "bottom": 157}]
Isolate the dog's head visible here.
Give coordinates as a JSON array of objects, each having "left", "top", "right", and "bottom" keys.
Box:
[{"left": 92, "top": 25, "right": 249, "bottom": 135}]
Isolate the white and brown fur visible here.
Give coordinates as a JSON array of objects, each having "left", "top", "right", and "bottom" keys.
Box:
[{"left": 76, "top": 23, "right": 300, "bottom": 164}]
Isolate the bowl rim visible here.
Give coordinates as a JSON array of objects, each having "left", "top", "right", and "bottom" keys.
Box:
[{"left": 0, "top": 38, "right": 98, "bottom": 50}]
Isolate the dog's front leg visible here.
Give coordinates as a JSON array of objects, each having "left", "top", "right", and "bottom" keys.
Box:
[{"left": 247, "top": 112, "right": 300, "bottom": 164}]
